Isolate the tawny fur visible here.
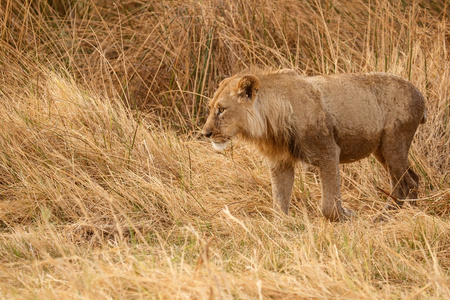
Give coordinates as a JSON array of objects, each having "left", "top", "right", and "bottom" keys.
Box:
[{"left": 203, "top": 68, "right": 426, "bottom": 221}]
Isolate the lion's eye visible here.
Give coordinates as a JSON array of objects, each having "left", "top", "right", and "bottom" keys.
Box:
[{"left": 218, "top": 107, "right": 225, "bottom": 114}]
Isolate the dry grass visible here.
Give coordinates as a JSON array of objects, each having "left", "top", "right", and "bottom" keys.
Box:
[{"left": 0, "top": 0, "right": 449, "bottom": 298}]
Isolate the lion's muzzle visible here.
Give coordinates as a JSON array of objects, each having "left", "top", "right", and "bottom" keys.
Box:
[
  {"left": 202, "top": 126, "right": 231, "bottom": 151},
  {"left": 203, "top": 128, "right": 213, "bottom": 138}
]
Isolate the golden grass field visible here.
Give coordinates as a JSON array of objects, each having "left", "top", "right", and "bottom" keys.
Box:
[{"left": 0, "top": 0, "right": 449, "bottom": 298}]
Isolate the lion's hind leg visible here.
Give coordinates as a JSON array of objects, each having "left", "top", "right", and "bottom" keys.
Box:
[{"left": 373, "top": 131, "right": 418, "bottom": 211}]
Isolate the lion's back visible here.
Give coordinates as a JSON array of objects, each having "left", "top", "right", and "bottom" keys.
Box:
[{"left": 303, "top": 73, "right": 425, "bottom": 127}]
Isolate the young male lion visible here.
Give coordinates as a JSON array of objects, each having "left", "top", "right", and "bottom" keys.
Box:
[{"left": 202, "top": 69, "right": 426, "bottom": 221}]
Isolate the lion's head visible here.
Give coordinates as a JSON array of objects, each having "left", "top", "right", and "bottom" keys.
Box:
[{"left": 202, "top": 74, "right": 260, "bottom": 151}]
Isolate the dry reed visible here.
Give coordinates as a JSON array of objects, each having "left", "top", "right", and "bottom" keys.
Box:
[{"left": 0, "top": 0, "right": 449, "bottom": 298}]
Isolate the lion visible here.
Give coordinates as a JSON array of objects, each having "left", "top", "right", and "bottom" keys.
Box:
[{"left": 202, "top": 69, "right": 426, "bottom": 221}]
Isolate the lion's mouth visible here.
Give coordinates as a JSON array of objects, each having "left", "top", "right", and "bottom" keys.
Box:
[{"left": 211, "top": 140, "right": 230, "bottom": 151}]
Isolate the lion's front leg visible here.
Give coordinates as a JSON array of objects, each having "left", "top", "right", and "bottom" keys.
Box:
[
  {"left": 269, "top": 163, "right": 295, "bottom": 215},
  {"left": 318, "top": 153, "right": 355, "bottom": 221}
]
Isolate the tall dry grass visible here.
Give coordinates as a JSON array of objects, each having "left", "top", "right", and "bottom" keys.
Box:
[{"left": 0, "top": 0, "right": 449, "bottom": 298}]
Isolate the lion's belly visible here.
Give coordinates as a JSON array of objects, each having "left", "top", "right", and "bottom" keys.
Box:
[
  {"left": 336, "top": 132, "right": 381, "bottom": 163},
  {"left": 325, "top": 94, "right": 385, "bottom": 163},
  {"left": 333, "top": 116, "right": 384, "bottom": 163}
]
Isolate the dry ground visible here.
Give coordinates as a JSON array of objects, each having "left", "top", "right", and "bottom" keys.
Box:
[{"left": 0, "top": 0, "right": 449, "bottom": 299}]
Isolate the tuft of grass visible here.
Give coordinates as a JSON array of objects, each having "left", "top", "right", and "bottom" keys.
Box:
[{"left": 0, "top": 0, "right": 449, "bottom": 298}]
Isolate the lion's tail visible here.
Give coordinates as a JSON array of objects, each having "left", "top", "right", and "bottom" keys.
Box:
[
  {"left": 412, "top": 86, "right": 427, "bottom": 124},
  {"left": 421, "top": 109, "right": 427, "bottom": 124}
]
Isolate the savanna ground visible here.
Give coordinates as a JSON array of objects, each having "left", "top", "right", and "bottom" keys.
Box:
[{"left": 0, "top": 0, "right": 449, "bottom": 298}]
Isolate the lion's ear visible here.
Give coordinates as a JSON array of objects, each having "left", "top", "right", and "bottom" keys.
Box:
[{"left": 237, "top": 75, "right": 260, "bottom": 102}]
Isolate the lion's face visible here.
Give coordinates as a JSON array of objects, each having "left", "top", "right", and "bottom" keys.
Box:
[{"left": 202, "top": 75, "right": 260, "bottom": 151}]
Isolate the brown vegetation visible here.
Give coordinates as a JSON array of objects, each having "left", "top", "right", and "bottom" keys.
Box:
[{"left": 0, "top": 0, "right": 449, "bottom": 298}]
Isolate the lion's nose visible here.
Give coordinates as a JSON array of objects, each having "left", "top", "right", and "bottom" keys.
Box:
[{"left": 203, "top": 129, "right": 212, "bottom": 138}]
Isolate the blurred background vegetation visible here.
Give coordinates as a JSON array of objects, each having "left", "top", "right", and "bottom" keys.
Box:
[{"left": 2, "top": 0, "right": 448, "bottom": 130}]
